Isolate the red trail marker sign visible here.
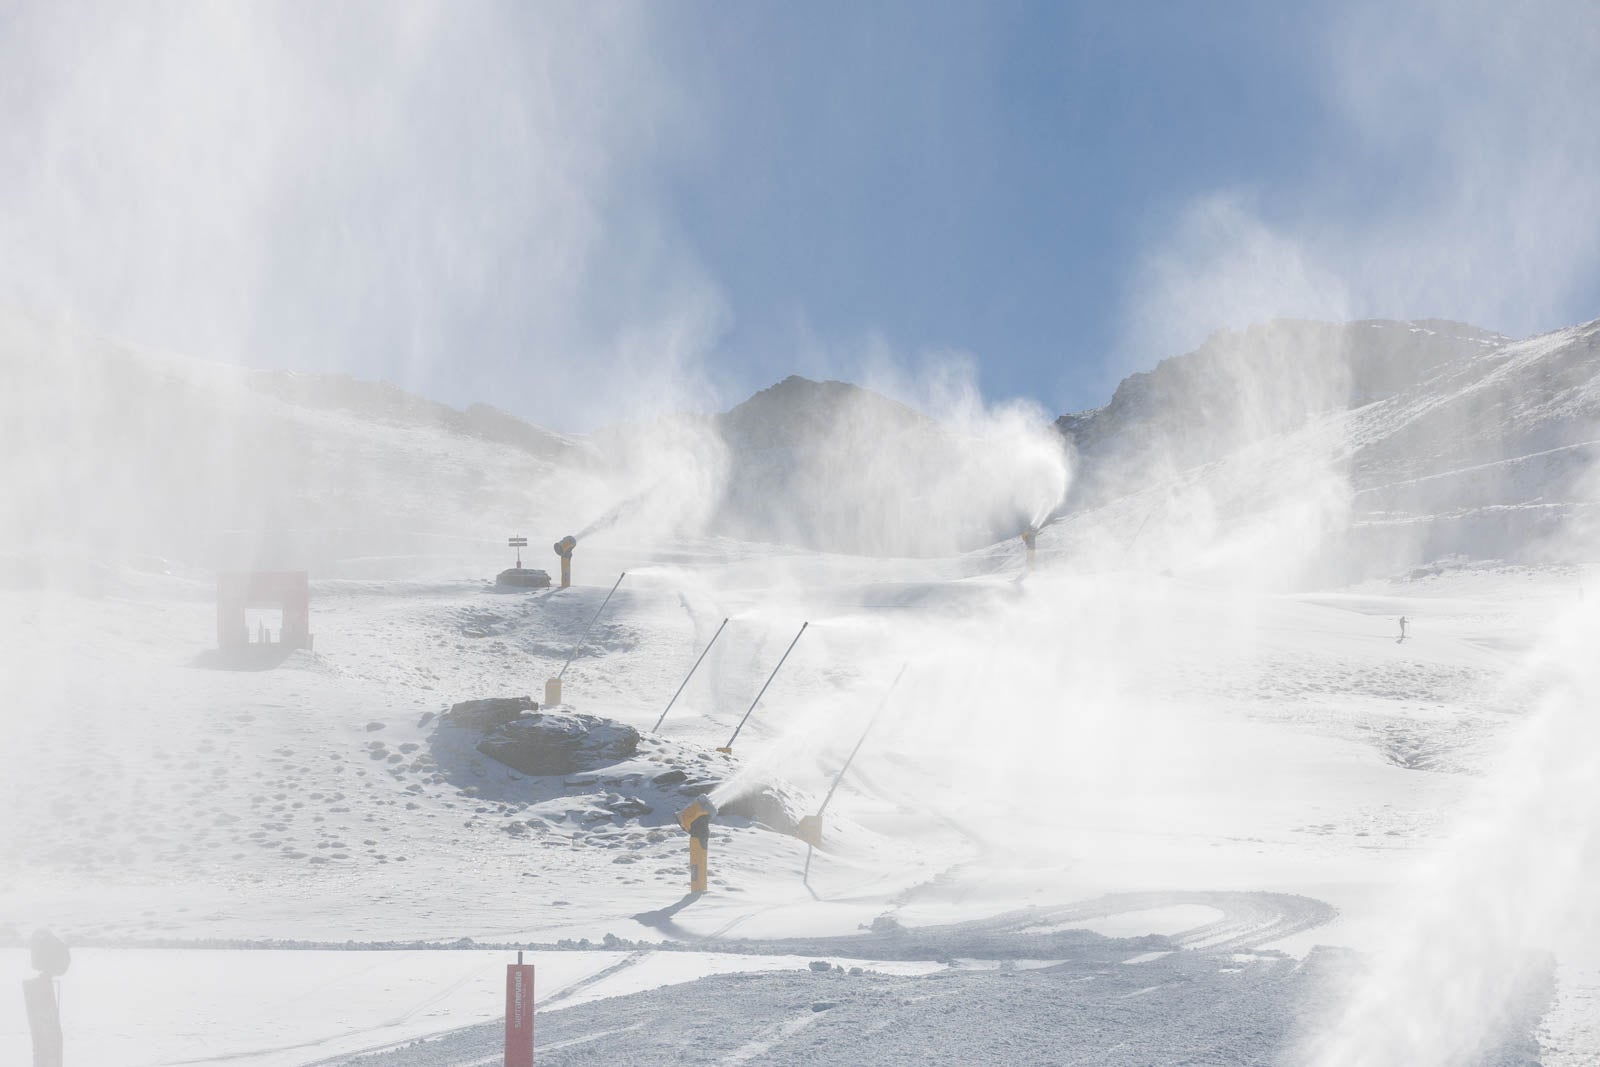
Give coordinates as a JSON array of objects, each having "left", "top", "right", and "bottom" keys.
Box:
[{"left": 506, "top": 956, "right": 535, "bottom": 1066}]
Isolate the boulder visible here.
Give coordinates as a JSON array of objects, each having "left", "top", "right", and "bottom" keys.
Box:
[
  {"left": 497, "top": 567, "right": 552, "bottom": 589},
  {"left": 446, "top": 696, "right": 537, "bottom": 731},
  {"left": 476, "top": 711, "right": 639, "bottom": 777}
]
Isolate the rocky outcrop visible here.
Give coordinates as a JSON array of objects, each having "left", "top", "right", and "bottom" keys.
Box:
[
  {"left": 475, "top": 711, "right": 640, "bottom": 776},
  {"left": 445, "top": 696, "right": 538, "bottom": 731}
]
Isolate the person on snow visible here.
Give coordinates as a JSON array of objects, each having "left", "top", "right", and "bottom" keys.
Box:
[{"left": 1398, "top": 615, "right": 1408, "bottom": 642}]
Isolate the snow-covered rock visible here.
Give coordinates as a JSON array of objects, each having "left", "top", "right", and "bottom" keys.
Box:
[{"left": 475, "top": 711, "right": 640, "bottom": 777}]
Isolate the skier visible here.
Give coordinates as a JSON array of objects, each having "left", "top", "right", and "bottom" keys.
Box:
[{"left": 1398, "top": 615, "right": 1408, "bottom": 642}]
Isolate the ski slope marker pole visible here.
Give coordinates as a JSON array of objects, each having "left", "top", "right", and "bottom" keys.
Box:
[
  {"left": 557, "top": 571, "right": 626, "bottom": 681},
  {"left": 505, "top": 950, "right": 535, "bottom": 1067},
  {"left": 719, "top": 621, "right": 807, "bottom": 753},
  {"left": 654, "top": 617, "right": 729, "bottom": 733}
]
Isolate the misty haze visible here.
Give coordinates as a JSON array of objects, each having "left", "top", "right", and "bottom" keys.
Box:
[{"left": 5, "top": 3, "right": 1600, "bottom": 1066}]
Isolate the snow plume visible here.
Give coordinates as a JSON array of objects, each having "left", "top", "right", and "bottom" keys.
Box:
[
  {"left": 1318, "top": 0, "right": 1600, "bottom": 337},
  {"left": 0, "top": 1, "right": 727, "bottom": 432},
  {"left": 0, "top": 1, "right": 734, "bottom": 575},
  {"left": 1086, "top": 249, "right": 1358, "bottom": 590},
  {"left": 710, "top": 349, "right": 1071, "bottom": 558},
  {"left": 1298, "top": 598, "right": 1600, "bottom": 1066},
  {"left": 1120, "top": 0, "right": 1600, "bottom": 366},
  {"left": 1086, "top": 0, "right": 1600, "bottom": 588}
]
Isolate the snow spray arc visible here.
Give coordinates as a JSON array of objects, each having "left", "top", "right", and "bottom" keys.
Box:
[
  {"left": 800, "top": 662, "right": 907, "bottom": 878},
  {"left": 505, "top": 951, "right": 535, "bottom": 1067}
]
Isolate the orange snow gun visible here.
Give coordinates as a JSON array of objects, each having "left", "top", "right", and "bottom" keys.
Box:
[
  {"left": 676, "top": 795, "right": 717, "bottom": 893},
  {"left": 553, "top": 535, "right": 577, "bottom": 588}
]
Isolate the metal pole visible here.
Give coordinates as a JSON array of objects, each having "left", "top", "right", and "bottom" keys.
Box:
[
  {"left": 816, "top": 663, "right": 907, "bottom": 818},
  {"left": 721, "top": 621, "right": 807, "bottom": 751},
  {"left": 557, "top": 571, "right": 626, "bottom": 681},
  {"left": 803, "top": 664, "right": 907, "bottom": 890},
  {"left": 653, "top": 617, "right": 729, "bottom": 733}
]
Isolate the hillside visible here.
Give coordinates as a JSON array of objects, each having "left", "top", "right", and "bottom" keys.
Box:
[
  {"left": 1051, "top": 317, "right": 1600, "bottom": 582},
  {"left": 9, "top": 307, "right": 1600, "bottom": 585}
]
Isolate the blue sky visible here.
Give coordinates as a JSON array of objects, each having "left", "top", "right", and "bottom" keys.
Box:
[
  {"left": 665, "top": 3, "right": 1341, "bottom": 410},
  {"left": 3, "top": 1, "right": 1598, "bottom": 428}
]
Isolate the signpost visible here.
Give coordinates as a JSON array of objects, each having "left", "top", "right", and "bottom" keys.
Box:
[
  {"left": 508, "top": 536, "right": 528, "bottom": 569},
  {"left": 505, "top": 951, "right": 535, "bottom": 1067}
]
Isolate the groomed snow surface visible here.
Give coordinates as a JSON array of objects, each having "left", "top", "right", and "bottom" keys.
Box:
[{"left": 4, "top": 546, "right": 1598, "bottom": 1064}]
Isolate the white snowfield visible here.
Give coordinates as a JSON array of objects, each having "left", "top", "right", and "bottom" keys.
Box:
[{"left": 4, "top": 312, "right": 1600, "bottom": 1064}]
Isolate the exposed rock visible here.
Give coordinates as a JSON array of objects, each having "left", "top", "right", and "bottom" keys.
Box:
[
  {"left": 599, "top": 795, "right": 653, "bottom": 818},
  {"left": 446, "top": 696, "right": 538, "bottom": 731},
  {"left": 476, "top": 711, "right": 640, "bottom": 777},
  {"left": 496, "top": 567, "right": 552, "bottom": 589}
]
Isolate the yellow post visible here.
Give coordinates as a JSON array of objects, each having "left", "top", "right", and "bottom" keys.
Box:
[
  {"left": 676, "top": 795, "right": 717, "bottom": 893},
  {"left": 554, "top": 536, "right": 576, "bottom": 588}
]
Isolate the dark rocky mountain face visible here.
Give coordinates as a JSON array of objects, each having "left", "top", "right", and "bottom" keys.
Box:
[
  {"left": 1049, "top": 316, "right": 1600, "bottom": 581},
  {"left": 708, "top": 375, "right": 1060, "bottom": 557},
  {"left": 1055, "top": 320, "right": 1508, "bottom": 512}
]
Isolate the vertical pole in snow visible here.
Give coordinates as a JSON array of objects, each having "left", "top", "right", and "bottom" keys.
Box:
[
  {"left": 654, "top": 618, "right": 729, "bottom": 733},
  {"left": 719, "top": 622, "right": 807, "bottom": 752},
  {"left": 505, "top": 952, "right": 535, "bottom": 1067},
  {"left": 557, "top": 571, "right": 626, "bottom": 682}
]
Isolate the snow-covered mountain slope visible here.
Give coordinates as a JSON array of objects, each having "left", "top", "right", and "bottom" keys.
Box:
[
  {"left": 710, "top": 375, "right": 1061, "bottom": 556},
  {"left": 1051, "top": 317, "right": 1600, "bottom": 582},
  {"left": 14, "top": 305, "right": 1600, "bottom": 584},
  {"left": 8, "top": 311, "right": 1600, "bottom": 1063},
  {"left": 1, "top": 314, "right": 1062, "bottom": 573}
]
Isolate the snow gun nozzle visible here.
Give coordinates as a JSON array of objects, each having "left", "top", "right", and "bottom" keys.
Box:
[
  {"left": 676, "top": 795, "right": 717, "bottom": 834},
  {"left": 676, "top": 795, "right": 717, "bottom": 893}
]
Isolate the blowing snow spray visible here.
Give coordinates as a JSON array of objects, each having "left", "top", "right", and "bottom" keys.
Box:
[
  {"left": 800, "top": 664, "right": 907, "bottom": 884},
  {"left": 675, "top": 794, "right": 718, "bottom": 893}
]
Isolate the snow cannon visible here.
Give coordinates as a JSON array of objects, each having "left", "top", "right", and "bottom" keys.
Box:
[
  {"left": 676, "top": 794, "right": 717, "bottom": 893},
  {"left": 553, "top": 535, "right": 577, "bottom": 588}
]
